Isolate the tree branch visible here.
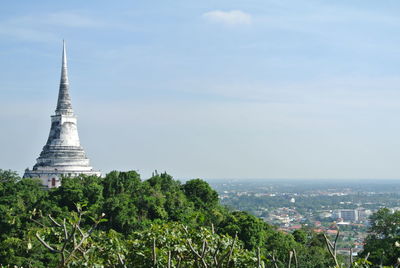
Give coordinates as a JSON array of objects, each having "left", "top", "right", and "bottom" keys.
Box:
[
  {"left": 48, "top": 214, "right": 62, "bottom": 227},
  {"left": 272, "top": 253, "right": 279, "bottom": 268},
  {"left": 153, "top": 237, "right": 157, "bottom": 267},
  {"left": 293, "top": 248, "right": 298, "bottom": 268},
  {"left": 323, "top": 233, "right": 339, "bottom": 267},
  {"left": 257, "top": 247, "right": 261, "bottom": 268},
  {"left": 63, "top": 218, "right": 68, "bottom": 240},
  {"left": 288, "top": 250, "right": 293, "bottom": 268},
  {"left": 35, "top": 233, "right": 59, "bottom": 253}
]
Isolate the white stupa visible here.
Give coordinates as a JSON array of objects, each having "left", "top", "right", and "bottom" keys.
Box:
[{"left": 23, "top": 41, "right": 101, "bottom": 188}]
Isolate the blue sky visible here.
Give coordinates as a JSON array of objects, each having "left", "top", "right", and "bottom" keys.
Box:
[{"left": 2, "top": 0, "right": 400, "bottom": 179}]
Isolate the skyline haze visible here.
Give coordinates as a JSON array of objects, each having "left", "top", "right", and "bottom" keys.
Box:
[{"left": 2, "top": 1, "right": 400, "bottom": 179}]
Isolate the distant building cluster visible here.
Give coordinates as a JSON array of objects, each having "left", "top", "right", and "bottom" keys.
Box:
[
  {"left": 213, "top": 179, "right": 400, "bottom": 258},
  {"left": 332, "top": 208, "right": 372, "bottom": 223}
]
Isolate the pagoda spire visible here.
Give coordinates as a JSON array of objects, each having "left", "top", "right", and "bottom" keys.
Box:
[
  {"left": 56, "top": 40, "right": 73, "bottom": 115},
  {"left": 24, "top": 41, "right": 101, "bottom": 188}
]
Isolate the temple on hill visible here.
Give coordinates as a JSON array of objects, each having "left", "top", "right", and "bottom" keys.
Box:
[{"left": 23, "top": 41, "right": 101, "bottom": 188}]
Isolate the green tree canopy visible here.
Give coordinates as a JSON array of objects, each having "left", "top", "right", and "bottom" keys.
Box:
[
  {"left": 183, "top": 178, "right": 219, "bottom": 210},
  {"left": 362, "top": 208, "right": 400, "bottom": 266}
]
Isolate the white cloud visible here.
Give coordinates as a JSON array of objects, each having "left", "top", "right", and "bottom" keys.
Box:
[{"left": 202, "top": 10, "right": 252, "bottom": 26}]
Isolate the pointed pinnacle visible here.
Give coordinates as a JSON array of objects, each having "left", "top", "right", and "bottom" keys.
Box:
[
  {"left": 61, "top": 40, "right": 69, "bottom": 85},
  {"left": 56, "top": 40, "right": 73, "bottom": 115}
]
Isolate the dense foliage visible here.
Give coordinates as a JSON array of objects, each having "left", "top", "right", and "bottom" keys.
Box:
[
  {"left": 361, "top": 208, "right": 400, "bottom": 266},
  {"left": 0, "top": 169, "right": 397, "bottom": 267}
]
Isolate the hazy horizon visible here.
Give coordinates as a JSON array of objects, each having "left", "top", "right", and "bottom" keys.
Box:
[{"left": 2, "top": 1, "right": 400, "bottom": 179}]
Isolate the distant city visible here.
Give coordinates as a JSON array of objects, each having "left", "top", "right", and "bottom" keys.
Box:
[{"left": 207, "top": 179, "right": 400, "bottom": 256}]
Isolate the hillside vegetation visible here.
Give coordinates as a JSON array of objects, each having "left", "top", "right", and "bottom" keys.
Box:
[{"left": 0, "top": 169, "right": 397, "bottom": 267}]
